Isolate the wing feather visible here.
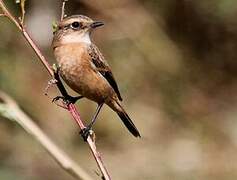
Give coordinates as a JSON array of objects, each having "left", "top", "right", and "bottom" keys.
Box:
[{"left": 88, "top": 44, "right": 123, "bottom": 101}]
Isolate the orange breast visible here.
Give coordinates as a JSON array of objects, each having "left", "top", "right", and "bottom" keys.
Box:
[{"left": 53, "top": 43, "right": 115, "bottom": 103}]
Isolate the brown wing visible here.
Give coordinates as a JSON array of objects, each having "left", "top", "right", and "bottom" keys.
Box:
[{"left": 88, "top": 44, "right": 123, "bottom": 101}]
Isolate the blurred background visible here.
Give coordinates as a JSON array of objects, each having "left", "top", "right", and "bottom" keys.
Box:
[{"left": 1, "top": 0, "right": 237, "bottom": 179}]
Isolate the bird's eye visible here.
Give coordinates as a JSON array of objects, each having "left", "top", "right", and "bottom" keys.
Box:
[{"left": 71, "top": 22, "right": 80, "bottom": 29}]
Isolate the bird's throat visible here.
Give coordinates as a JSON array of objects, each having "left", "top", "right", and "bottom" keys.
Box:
[{"left": 62, "top": 32, "right": 91, "bottom": 44}]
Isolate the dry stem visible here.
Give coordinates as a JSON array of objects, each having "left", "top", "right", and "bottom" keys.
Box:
[
  {"left": 0, "top": 91, "right": 92, "bottom": 180},
  {"left": 0, "top": 0, "right": 111, "bottom": 179},
  {"left": 61, "top": 0, "right": 68, "bottom": 20}
]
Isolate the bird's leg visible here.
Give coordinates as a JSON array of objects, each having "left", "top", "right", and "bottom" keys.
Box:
[
  {"left": 52, "top": 64, "right": 83, "bottom": 104},
  {"left": 80, "top": 103, "right": 104, "bottom": 141}
]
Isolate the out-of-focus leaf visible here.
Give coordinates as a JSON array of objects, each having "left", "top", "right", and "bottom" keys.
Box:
[{"left": 52, "top": 21, "right": 58, "bottom": 34}]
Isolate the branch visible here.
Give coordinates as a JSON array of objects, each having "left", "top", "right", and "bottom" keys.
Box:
[
  {"left": 61, "top": 0, "right": 68, "bottom": 20},
  {"left": 0, "top": 91, "right": 93, "bottom": 180},
  {"left": 0, "top": 1, "right": 111, "bottom": 180},
  {"left": 15, "top": 0, "right": 26, "bottom": 24}
]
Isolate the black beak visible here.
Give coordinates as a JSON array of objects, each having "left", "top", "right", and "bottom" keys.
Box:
[{"left": 90, "top": 21, "right": 104, "bottom": 29}]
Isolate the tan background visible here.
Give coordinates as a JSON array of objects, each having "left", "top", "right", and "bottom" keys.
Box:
[{"left": 1, "top": 0, "right": 237, "bottom": 179}]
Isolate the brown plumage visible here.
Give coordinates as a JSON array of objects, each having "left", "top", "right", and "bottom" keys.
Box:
[{"left": 52, "top": 15, "right": 140, "bottom": 137}]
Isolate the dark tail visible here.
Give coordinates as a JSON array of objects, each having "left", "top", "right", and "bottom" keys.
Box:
[{"left": 117, "top": 109, "right": 141, "bottom": 138}]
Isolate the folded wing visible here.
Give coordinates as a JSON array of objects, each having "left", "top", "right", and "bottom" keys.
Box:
[{"left": 88, "top": 44, "right": 123, "bottom": 101}]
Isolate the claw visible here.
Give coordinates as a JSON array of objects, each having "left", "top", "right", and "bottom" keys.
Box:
[
  {"left": 52, "top": 96, "right": 64, "bottom": 103},
  {"left": 52, "top": 95, "right": 83, "bottom": 105},
  {"left": 51, "top": 96, "right": 68, "bottom": 109}
]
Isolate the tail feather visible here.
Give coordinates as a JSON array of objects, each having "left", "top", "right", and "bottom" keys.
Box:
[
  {"left": 117, "top": 110, "right": 141, "bottom": 138},
  {"left": 108, "top": 99, "right": 141, "bottom": 137}
]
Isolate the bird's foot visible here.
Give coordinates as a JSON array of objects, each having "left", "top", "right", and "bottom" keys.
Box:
[
  {"left": 52, "top": 95, "right": 83, "bottom": 105},
  {"left": 80, "top": 126, "right": 94, "bottom": 141}
]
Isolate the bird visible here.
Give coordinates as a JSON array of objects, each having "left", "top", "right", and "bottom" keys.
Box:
[{"left": 52, "top": 15, "right": 140, "bottom": 140}]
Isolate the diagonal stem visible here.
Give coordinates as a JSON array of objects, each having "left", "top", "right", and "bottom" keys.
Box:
[
  {"left": 61, "top": 0, "right": 68, "bottom": 20},
  {"left": 0, "top": 1, "right": 111, "bottom": 179},
  {"left": 0, "top": 91, "right": 93, "bottom": 180}
]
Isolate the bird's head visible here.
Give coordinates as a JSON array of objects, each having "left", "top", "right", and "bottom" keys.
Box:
[{"left": 52, "top": 15, "right": 104, "bottom": 47}]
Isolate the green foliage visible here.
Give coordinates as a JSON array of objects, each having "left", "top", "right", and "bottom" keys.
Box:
[{"left": 52, "top": 21, "right": 58, "bottom": 34}]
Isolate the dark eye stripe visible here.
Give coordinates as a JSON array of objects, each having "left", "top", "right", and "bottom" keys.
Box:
[{"left": 62, "top": 24, "right": 70, "bottom": 31}]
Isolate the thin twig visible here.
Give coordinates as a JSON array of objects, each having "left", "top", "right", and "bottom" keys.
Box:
[
  {"left": 0, "top": 1, "right": 111, "bottom": 179},
  {"left": 20, "top": 0, "right": 26, "bottom": 24},
  {"left": 0, "top": 91, "right": 93, "bottom": 180},
  {"left": 61, "top": 0, "right": 68, "bottom": 20}
]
